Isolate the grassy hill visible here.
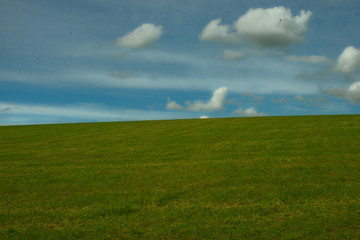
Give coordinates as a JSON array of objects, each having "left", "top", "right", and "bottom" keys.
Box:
[{"left": 1, "top": 115, "right": 360, "bottom": 239}]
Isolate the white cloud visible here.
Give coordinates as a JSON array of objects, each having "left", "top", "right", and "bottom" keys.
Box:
[
  {"left": 0, "top": 102, "right": 194, "bottom": 125},
  {"left": 334, "top": 46, "right": 360, "bottom": 75},
  {"left": 166, "top": 98, "right": 186, "bottom": 110},
  {"left": 0, "top": 57, "right": 317, "bottom": 95},
  {"left": 0, "top": 102, "right": 119, "bottom": 120},
  {"left": 0, "top": 46, "right": 320, "bottom": 95},
  {"left": 234, "top": 6, "right": 312, "bottom": 48},
  {"left": 222, "top": 50, "right": 246, "bottom": 60},
  {"left": 199, "top": 19, "right": 241, "bottom": 45},
  {"left": 166, "top": 87, "right": 228, "bottom": 112},
  {"left": 200, "top": 116, "right": 209, "bottom": 119},
  {"left": 284, "top": 55, "right": 331, "bottom": 64},
  {"left": 116, "top": 23, "right": 163, "bottom": 49},
  {"left": 346, "top": 81, "right": 360, "bottom": 103},
  {"left": 233, "top": 107, "right": 267, "bottom": 117},
  {"left": 187, "top": 87, "right": 227, "bottom": 111}
]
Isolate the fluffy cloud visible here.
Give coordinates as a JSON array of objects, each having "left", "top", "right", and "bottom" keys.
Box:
[
  {"left": 199, "top": 19, "right": 241, "bottom": 45},
  {"left": 234, "top": 7, "right": 312, "bottom": 48},
  {"left": 334, "top": 46, "right": 360, "bottom": 75},
  {"left": 284, "top": 55, "right": 331, "bottom": 64},
  {"left": 166, "top": 87, "right": 228, "bottom": 112},
  {"left": 346, "top": 81, "right": 360, "bottom": 103},
  {"left": 166, "top": 98, "right": 186, "bottom": 110},
  {"left": 200, "top": 116, "right": 209, "bottom": 119},
  {"left": 233, "top": 107, "right": 267, "bottom": 117},
  {"left": 116, "top": 23, "right": 163, "bottom": 49},
  {"left": 187, "top": 87, "right": 227, "bottom": 111},
  {"left": 222, "top": 50, "right": 246, "bottom": 60}
]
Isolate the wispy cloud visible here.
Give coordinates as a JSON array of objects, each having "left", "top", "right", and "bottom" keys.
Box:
[
  {"left": 284, "top": 55, "right": 332, "bottom": 64},
  {"left": 320, "top": 81, "right": 360, "bottom": 104},
  {"left": 0, "top": 63, "right": 317, "bottom": 95},
  {"left": 242, "top": 92, "right": 264, "bottom": 102},
  {"left": 233, "top": 107, "right": 267, "bottom": 117},
  {"left": 294, "top": 95, "right": 312, "bottom": 102},
  {"left": 0, "top": 102, "right": 191, "bottom": 125},
  {"left": 222, "top": 50, "right": 247, "bottom": 60},
  {"left": 272, "top": 98, "right": 286, "bottom": 103},
  {"left": 111, "top": 71, "right": 135, "bottom": 79}
]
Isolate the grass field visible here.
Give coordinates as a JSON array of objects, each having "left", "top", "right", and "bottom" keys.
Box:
[{"left": 1, "top": 115, "right": 360, "bottom": 239}]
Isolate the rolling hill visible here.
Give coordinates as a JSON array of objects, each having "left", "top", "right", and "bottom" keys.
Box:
[{"left": 1, "top": 115, "right": 360, "bottom": 239}]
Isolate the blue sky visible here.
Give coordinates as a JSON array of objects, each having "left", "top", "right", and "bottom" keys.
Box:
[{"left": 1, "top": 0, "right": 360, "bottom": 125}]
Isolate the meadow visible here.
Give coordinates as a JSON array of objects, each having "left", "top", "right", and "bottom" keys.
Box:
[{"left": 0, "top": 115, "right": 359, "bottom": 239}]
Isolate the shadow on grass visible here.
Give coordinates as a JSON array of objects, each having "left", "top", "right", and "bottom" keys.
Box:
[
  {"left": 89, "top": 205, "right": 138, "bottom": 218},
  {"left": 157, "top": 192, "right": 182, "bottom": 207}
]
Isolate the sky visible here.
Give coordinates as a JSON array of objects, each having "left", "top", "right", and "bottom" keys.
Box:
[{"left": 1, "top": 0, "right": 360, "bottom": 125}]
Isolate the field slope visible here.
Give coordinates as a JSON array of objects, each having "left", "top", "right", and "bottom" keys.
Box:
[{"left": 1, "top": 115, "right": 360, "bottom": 239}]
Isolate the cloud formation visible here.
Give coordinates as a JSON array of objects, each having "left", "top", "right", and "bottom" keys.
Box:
[
  {"left": 199, "top": 19, "right": 240, "bottom": 45},
  {"left": 322, "top": 87, "right": 347, "bottom": 99},
  {"left": 322, "top": 81, "right": 360, "bottom": 104},
  {"left": 166, "top": 87, "right": 228, "bottom": 112},
  {"left": 334, "top": 46, "right": 360, "bottom": 75},
  {"left": 0, "top": 102, "right": 194, "bottom": 125},
  {"left": 166, "top": 98, "right": 186, "bottom": 110},
  {"left": 242, "top": 92, "right": 264, "bottom": 102},
  {"left": 116, "top": 23, "right": 163, "bottom": 49},
  {"left": 346, "top": 81, "right": 360, "bottom": 103},
  {"left": 234, "top": 7, "right": 312, "bottom": 48},
  {"left": 233, "top": 107, "right": 267, "bottom": 117},
  {"left": 200, "top": 7, "right": 312, "bottom": 49},
  {"left": 187, "top": 87, "right": 227, "bottom": 111},
  {"left": 284, "top": 55, "right": 331, "bottom": 64},
  {"left": 222, "top": 50, "right": 246, "bottom": 60}
]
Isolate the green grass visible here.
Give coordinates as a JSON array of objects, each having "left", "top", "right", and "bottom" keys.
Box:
[{"left": 1, "top": 115, "right": 360, "bottom": 239}]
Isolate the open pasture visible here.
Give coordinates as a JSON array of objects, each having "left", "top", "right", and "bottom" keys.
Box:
[{"left": 1, "top": 115, "right": 360, "bottom": 239}]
